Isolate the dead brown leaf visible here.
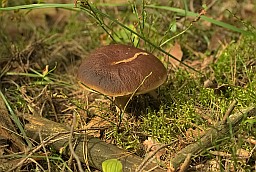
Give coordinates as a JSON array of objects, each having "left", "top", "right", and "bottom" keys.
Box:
[
  {"left": 85, "top": 116, "right": 111, "bottom": 137},
  {"left": 166, "top": 42, "right": 183, "bottom": 68},
  {"left": 236, "top": 148, "right": 250, "bottom": 159},
  {"left": 246, "top": 137, "right": 256, "bottom": 145},
  {"left": 201, "top": 55, "right": 214, "bottom": 70},
  {"left": 204, "top": 78, "right": 218, "bottom": 89},
  {"left": 143, "top": 137, "right": 166, "bottom": 161}
]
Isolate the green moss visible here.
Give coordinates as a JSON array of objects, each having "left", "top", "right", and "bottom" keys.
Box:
[
  {"left": 136, "top": 34, "right": 256, "bottom": 153},
  {"left": 213, "top": 34, "right": 256, "bottom": 85}
]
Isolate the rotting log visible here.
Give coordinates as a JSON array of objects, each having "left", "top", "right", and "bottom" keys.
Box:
[
  {"left": 169, "top": 106, "right": 256, "bottom": 171},
  {"left": 23, "top": 114, "right": 165, "bottom": 172}
]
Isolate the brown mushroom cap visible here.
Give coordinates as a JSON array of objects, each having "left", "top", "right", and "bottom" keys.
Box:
[{"left": 77, "top": 44, "right": 167, "bottom": 97}]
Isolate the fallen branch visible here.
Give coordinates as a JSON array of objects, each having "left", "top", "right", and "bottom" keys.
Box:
[
  {"left": 23, "top": 114, "right": 165, "bottom": 172},
  {"left": 169, "top": 106, "right": 256, "bottom": 171}
]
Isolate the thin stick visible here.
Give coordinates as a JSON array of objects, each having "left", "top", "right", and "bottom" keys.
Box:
[
  {"left": 69, "top": 114, "right": 84, "bottom": 172},
  {"left": 117, "top": 72, "right": 152, "bottom": 128},
  {"left": 82, "top": 134, "right": 91, "bottom": 172},
  {"left": 136, "top": 142, "right": 172, "bottom": 172},
  {"left": 123, "top": 72, "right": 153, "bottom": 112},
  {"left": 221, "top": 100, "right": 238, "bottom": 124},
  {"left": 28, "top": 158, "right": 45, "bottom": 171},
  {"left": 178, "top": 153, "right": 192, "bottom": 172},
  {"left": 39, "top": 131, "right": 51, "bottom": 172}
]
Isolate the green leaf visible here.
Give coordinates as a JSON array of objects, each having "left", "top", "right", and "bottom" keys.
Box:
[
  {"left": 102, "top": 159, "right": 123, "bottom": 172},
  {"left": 169, "top": 20, "right": 177, "bottom": 33}
]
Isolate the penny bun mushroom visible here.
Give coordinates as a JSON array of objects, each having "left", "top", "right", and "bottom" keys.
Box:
[{"left": 77, "top": 44, "right": 167, "bottom": 109}]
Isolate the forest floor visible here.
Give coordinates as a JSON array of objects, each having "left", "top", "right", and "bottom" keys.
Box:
[{"left": 0, "top": 0, "right": 256, "bottom": 171}]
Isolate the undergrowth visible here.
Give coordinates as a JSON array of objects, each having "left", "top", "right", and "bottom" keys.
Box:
[{"left": 0, "top": 0, "right": 255, "bottom": 171}]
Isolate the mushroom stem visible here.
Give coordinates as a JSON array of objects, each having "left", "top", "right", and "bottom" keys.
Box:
[
  {"left": 114, "top": 90, "right": 161, "bottom": 112},
  {"left": 147, "top": 90, "right": 162, "bottom": 109},
  {"left": 114, "top": 96, "right": 130, "bottom": 110},
  {"left": 148, "top": 90, "right": 158, "bottom": 99}
]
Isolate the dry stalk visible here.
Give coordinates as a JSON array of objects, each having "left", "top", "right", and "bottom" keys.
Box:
[{"left": 69, "top": 114, "right": 84, "bottom": 172}]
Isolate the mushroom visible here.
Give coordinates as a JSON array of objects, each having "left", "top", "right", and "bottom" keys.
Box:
[{"left": 77, "top": 44, "right": 167, "bottom": 110}]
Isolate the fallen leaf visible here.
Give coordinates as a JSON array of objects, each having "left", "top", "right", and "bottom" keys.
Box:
[
  {"left": 236, "top": 148, "right": 250, "bottom": 159},
  {"left": 86, "top": 116, "right": 111, "bottom": 137},
  {"left": 201, "top": 55, "right": 214, "bottom": 70},
  {"left": 246, "top": 137, "right": 256, "bottom": 145},
  {"left": 186, "top": 59, "right": 201, "bottom": 68},
  {"left": 204, "top": 78, "right": 217, "bottom": 88},
  {"left": 143, "top": 137, "right": 166, "bottom": 161},
  {"left": 166, "top": 42, "right": 183, "bottom": 68}
]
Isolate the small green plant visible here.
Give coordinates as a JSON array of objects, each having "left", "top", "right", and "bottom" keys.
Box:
[{"left": 102, "top": 159, "right": 122, "bottom": 172}]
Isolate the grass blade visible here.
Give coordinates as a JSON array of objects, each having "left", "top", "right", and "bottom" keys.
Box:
[
  {"left": 0, "top": 89, "right": 32, "bottom": 148},
  {"left": 0, "top": 3, "right": 74, "bottom": 11},
  {"left": 145, "top": 5, "right": 250, "bottom": 35}
]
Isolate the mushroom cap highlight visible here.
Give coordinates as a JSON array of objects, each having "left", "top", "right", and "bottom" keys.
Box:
[{"left": 77, "top": 44, "right": 167, "bottom": 97}]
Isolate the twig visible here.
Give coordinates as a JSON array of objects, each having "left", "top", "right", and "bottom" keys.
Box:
[
  {"left": 69, "top": 114, "right": 84, "bottom": 172},
  {"left": 136, "top": 143, "right": 172, "bottom": 172},
  {"left": 178, "top": 153, "right": 192, "bottom": 172},
  {"left": 82, "top": 134, "right": 91, "bottom": 172},
  {"left": 28, "top": 157, "right": 45, "bottom": 171},
  {"left": 221, "top": 100, "right": 238, "bottom": 124},
  {"left": 123, "top": 72, "right": 152, "bottom": 112},
  {"left": 39, "top": 131, "right": 51, "bottom": 172},
  {"left": 248, "top": 144, "right": 256, "bottom": 163}
]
